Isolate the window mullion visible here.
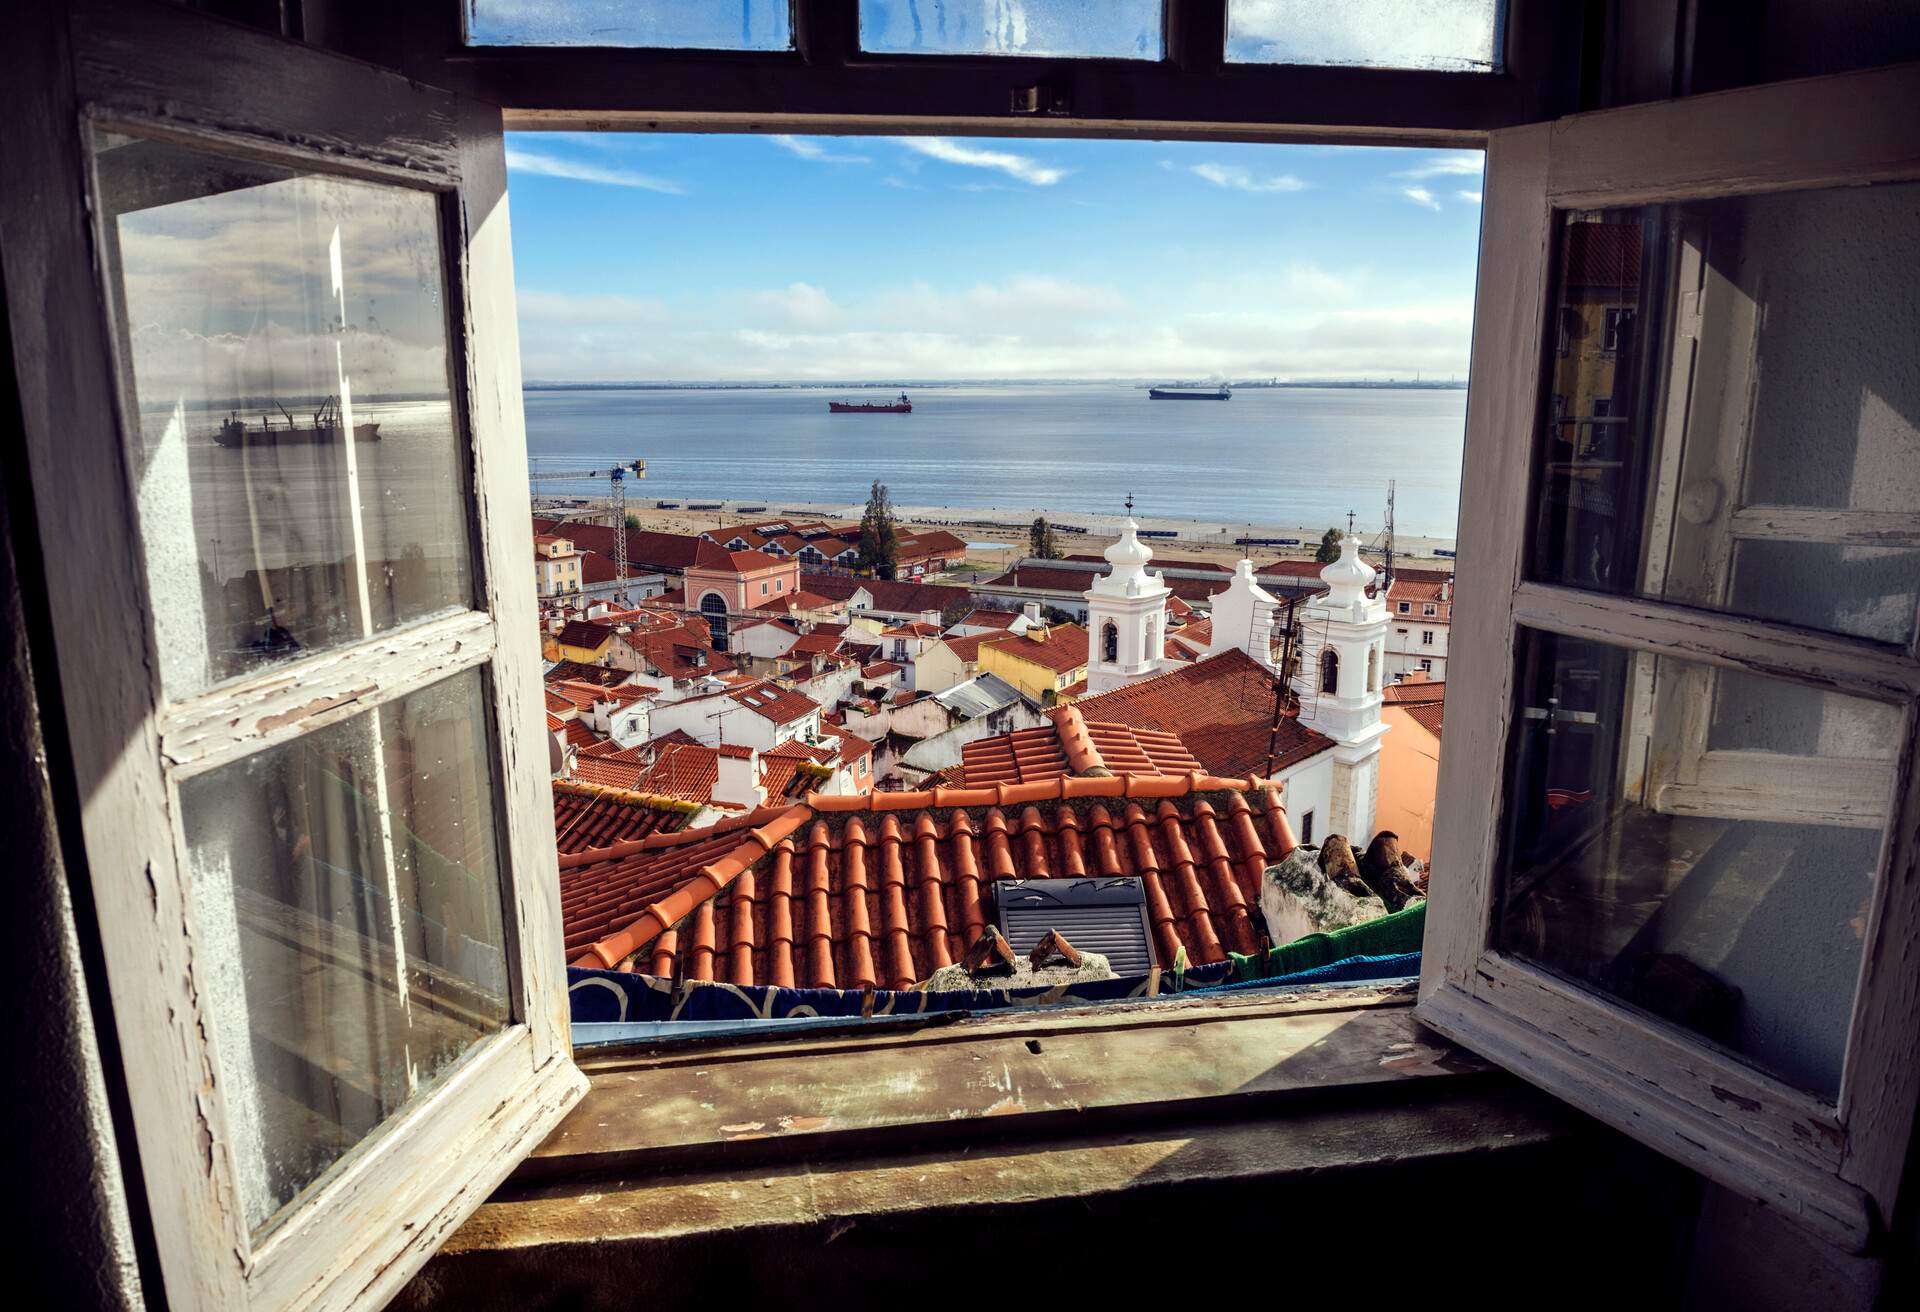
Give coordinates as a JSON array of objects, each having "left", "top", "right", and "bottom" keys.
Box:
[
  {"left": 159, "top": 610, "right": 497, "bottom": 778},
  {"left": 1511, "top": 581, "right": 1920, "bottom": 702}
]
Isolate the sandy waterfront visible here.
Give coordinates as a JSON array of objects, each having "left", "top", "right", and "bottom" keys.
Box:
[{"left": 536, "top": 494, "right": 1456, "bottom": 577}]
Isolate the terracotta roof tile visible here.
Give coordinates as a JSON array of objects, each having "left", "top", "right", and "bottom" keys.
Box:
[
  {"left": 959, "top": 704, "right": 1205, "bottom": 786},
  {"left": 861, "top": 660, "right": 902, "bottom": 678},
  {"left": 980, "top": 624, "right": 1088, "bottom": 675},
  {"left": 554, "top": 619, "right": 613, "bottom": 650},
  {"left": 563, "top": 775, "right": 1301, "bottom": 982},
  {"left": 572, "top": 753, "right": 644, "bottom": 789},
  {"left": 553, "top": 780, "right": 696, "bottom": 852},
  {"left": 1073, "top": 648, "right": 1333, "bottom": 779}
]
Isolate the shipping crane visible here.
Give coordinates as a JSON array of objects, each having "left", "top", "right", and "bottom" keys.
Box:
[{"left": 527, "top": 458, "right": 646, "bottom": 583}]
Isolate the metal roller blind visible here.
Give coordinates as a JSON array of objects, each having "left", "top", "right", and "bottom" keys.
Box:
[{"left": 989, "top": 877, "right": 1156, "bottom": 977}]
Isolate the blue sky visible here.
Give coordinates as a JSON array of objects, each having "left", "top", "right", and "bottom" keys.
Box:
[{"left": 504, "top": 133, "right": 1484, "bottom": 382}]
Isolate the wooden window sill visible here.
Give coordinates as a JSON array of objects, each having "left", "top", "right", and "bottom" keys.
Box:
[{"left": 422, "top": 981, "right": 1589, "bottom": 1266}]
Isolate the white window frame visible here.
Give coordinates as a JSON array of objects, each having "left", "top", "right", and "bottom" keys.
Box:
[
  {"left": 1419, "top": 62, "right": 1920, "bottom": 1254},
  {"left": 12, "top": 5, "right": 585, "bottom": 1309}
]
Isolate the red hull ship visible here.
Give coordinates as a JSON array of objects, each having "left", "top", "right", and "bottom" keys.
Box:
[{"left": 829, "top": 392, "right": 912, "bottom": 413}]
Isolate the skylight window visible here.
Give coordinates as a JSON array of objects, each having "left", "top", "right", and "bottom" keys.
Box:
[
  {"left": 859, "top": 0, "right": 1162, "bottom": 60},
  {"left": 466, "top": 0, "right": 793, "bottom": 50},
  {"left": 1226, "top": 0, "right": 1502, "bottom": 72}
]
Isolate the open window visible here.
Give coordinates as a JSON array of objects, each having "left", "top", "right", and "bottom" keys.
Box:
[
  {"left": 10, "top": 4, "right": 584, "bottom": 1308},
  {"left": 1420, "top": 62, "right": 1920, "bottom": 1251}
]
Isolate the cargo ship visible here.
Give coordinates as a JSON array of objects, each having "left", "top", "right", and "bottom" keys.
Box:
[
  {"left": 1148, "top": 384, "right": 1231, "bottom": 401},
  {"left": 828, "top": 392, "right": 912, "bottom": 413},
  {"left": 216, "top": 396, "right": 380, "bottom": 447}
]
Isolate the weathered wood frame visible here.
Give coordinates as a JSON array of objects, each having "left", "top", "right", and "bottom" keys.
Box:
[
  {"left": 0, "top": 3, "right": 585, "bottom": 1310},
  {"left": 1419, "top": 62, "right": 1920, "bottom": 1253},
  {"left": 322, "top": 0, "right": 1565, "bottom": 145}
]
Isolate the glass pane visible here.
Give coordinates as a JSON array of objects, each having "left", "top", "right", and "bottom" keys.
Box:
[
  {"left": 1226, "top": 0, "right": 1500, "bottom": 71},
  {"left": 1530, "top": 184, "right": 1920, "bottom": 646},
  {"left": 467, "top": 0, "right": 793, "bottom": 49},
  {"left": 1496, "top": 628, "right": 1898, "bottom": 1100},
  {"left": 861, "top": 0, "right": 1162, "bottom": 59},
  {"left": 93, "top": 129, "right": 473, "bottom": 697},
  {"left": 179, "top": 668, "right": 510, "bottom": 1236}
]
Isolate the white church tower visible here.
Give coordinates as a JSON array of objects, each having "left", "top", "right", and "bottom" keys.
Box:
[
  {"left": 1293, "top": 536, "right": 1390, "bottom": 843},
  {"left": 1206, "top": 559, "right": 1281, "bottom": 669},
  {"left": 1084, "top": 516, "right": 1173, "bottom": 694}
]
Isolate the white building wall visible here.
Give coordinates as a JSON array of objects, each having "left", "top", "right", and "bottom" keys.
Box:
[{"left": 1384, "top": 613, "right": 1449, "bottom": 681}]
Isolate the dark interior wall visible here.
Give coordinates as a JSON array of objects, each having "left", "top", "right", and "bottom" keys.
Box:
[{"left": 0, "top": 269, "right": 145, "bottom": 1306}]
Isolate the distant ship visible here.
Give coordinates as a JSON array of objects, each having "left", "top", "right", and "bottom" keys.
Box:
[
  {"left": 1149, "top": 384, "right": 1231, "bottom": 401},
  {"left": 828, "top": 392, "right": 912, "bottom": 414},
  {"left": 216, "top": 396, "right": 380, "bottom": 447}
]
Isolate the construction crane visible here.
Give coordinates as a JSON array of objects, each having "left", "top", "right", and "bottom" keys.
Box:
[{"left": 527, "top": 458, "right": 646, "bottom": 583}]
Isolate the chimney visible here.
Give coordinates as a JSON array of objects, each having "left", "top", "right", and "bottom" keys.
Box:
[
  {"left": 1441, "top": 577, "right": 1453, "bottom": 602},
  {"left": 713, "top": 747, "right": 766, "bottom": 810},
  {"left": 1022, "top": 602, "right": 1041, "bottom": 623}
]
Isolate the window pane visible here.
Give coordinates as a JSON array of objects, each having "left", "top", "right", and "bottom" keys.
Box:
[
  {"left": 1226, "top": 0, "right": 1500, "bottom": 71},
  {"left": 179, "top": 668, "right": 510, "bottom": 1235},
  {"left": 1496, "top": 628, "right": 1898, "bottom": 1100},
  {"left": 1530, "top": 184, "right": 1920, "bottom": 646},
  {"left": 860, "top": 0, "right": 1162, "bottom": 59},
  {"left": 467, "top": 0, "right": 793, "bottom": 49},
  {"left": 94, "top": 129, "right": 473, "bottom": 696}
]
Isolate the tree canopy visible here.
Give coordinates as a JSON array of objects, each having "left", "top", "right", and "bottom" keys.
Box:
[
  {"left": 1315, "top": 527, "right": 1343, "bottom": 564},
  {"left": 1028, "top": 516, "right": 1060, "bottom": 560},
  {"left": 858, "top": 480, "right": 899, "bottom": 579}
]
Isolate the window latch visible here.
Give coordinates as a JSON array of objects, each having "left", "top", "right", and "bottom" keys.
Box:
[{"left": 1010, "top": 81, "right": 1071, "bottom": 116}]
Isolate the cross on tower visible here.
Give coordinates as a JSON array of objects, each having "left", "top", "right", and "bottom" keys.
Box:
[
  {"left": 1125, "top": 492, "right": 1135, "bottom": 515},
  {"left": 1347, "top": 509, "right": 1356, "bottom": 534}
]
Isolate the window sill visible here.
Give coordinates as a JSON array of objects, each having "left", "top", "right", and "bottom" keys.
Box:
[{"left": 413, "top": 982, "right": 1597, "bottom": 1289}]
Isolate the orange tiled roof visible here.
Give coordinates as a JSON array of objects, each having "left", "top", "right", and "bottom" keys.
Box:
[
  {"left": 724, "top": 680, "right": 820, "bottom": 725},
  {"left": 631, "top": 739, "right": 723, "bottom": 805},
  {"left": 980, "top": 624, "right": 1088, "bottom": 675},
  {"left": 959, "top": 704, "right": 1204, "bottom": 786},
  {"left": 861, "top": 660, "right": 902, "bottom": 679},
  {"left": 554, "top": 619, "right": 614, "bottom": 650},
  {"left": 1073, "top": 648, "right": 1333, "bottom": 779},
  {"left": 1384, "top": 677, "right": 1444, "bottom": 738},
  {"left": 572, "top": 752, "right": 643, "bottom": 789},
  {"left": 937, "top": 632, "right": 994, "bottom": 663},
  {"left": 562, "top": 774, "right": 1302, "bottom": 984},
  {"left": 553, "top": 780, "right": 695, "bottom": 853}
]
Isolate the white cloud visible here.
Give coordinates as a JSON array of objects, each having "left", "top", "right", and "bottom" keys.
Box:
[
  {"left": 504, "top": 146, "right": 685, "bottom": 194},
  {"left": 1282, "top": 263, "right": 1362, "bottom": 301},
  {"left": 891, "top": 137, "right": 1066, "bottom": 186},
  {"left": 517, "top": 289, "right": 669, "bottom": 326},
  {"left": 769, "top": 135, "right": 872, "bottom": 164},
  {"left": 1190, "top": 163, "right": 1309, "bottom": 194},
  {"left": 1394, "top": 151, "right": 1484, "bottom": 180},
  {"left": 748, "top": 282, "right": 841, "bottom": 330},
  {"left": 1455, "top": 189, "right": 1482, "bottom": 204},
  {"left": 1401, "top": 186, "right": 1442, "bottom": 211},
  {"left": 515, "top": 271, "right": 1471, "bottom": 383}
]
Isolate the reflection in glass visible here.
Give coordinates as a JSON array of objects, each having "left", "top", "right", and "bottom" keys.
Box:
[
  {"left": 467, "top": 0, "right": 792, "bottom": 50},
  {"left": 1497, "top": 628, "right": 1897, "bottom": 1100},
  {"left": 1226, "top": 0, "right": 1500, "bottom": 71},
  {"left": 94, "top": 129, "right": 472, "bottom": 696},
  {"left": 180, "top": 668, "right": 509, "bottom": 1236},
  {"left": 1531, "top": 184, "right": 1920, "bottom": 646},
  {"left": 861, "top": 0, "right": 1161, "bottom": 59}
]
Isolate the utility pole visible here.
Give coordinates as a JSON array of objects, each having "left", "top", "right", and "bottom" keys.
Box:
[
  {"left": 1383, "top": 480, "right": 1396, "bottom": 588},
  {"left": 1264, "top": 595, "right": 1301, "bottom": 779}
]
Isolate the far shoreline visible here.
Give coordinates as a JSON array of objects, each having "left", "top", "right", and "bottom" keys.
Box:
[{"left": 533, "top": 495, "right": 1459, "bottom": 573}]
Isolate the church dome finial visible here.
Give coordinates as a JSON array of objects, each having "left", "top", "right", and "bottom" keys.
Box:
[
  {"left": 1321, "top": 533, "right": 1375, "bottom": 605},
  {"left": 1104, "top": 516, "right": 1153, "bottom": 575}
]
